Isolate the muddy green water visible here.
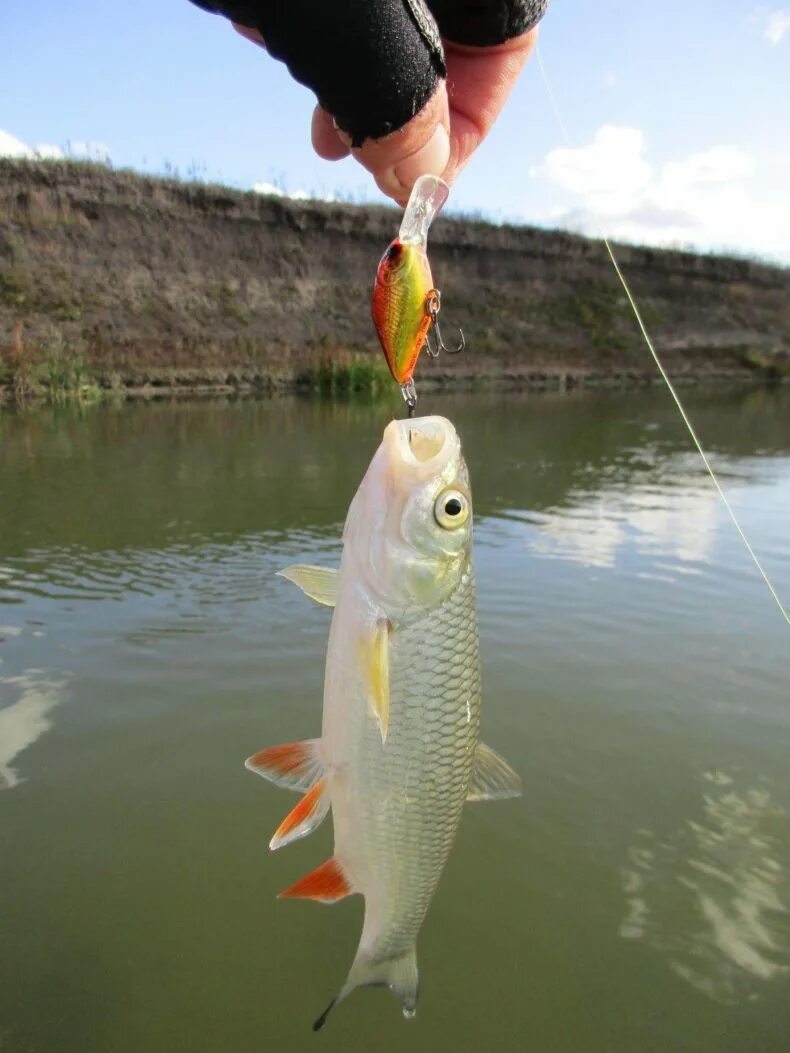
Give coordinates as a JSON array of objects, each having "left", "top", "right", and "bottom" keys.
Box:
[{"left": 1, "top": 389, "right": 789, "bottom": 1052}]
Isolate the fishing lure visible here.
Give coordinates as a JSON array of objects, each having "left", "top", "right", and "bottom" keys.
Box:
[{"left": 372, "top": 175, "right": 464, "bottom": 411}]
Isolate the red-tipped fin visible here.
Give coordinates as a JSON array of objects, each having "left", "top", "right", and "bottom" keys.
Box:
[
  {"left": 278, "top": 857, "right": 353, "bottom": 904},
  {"left": 269, "top": 778, "right": 329, "bottom": 851},
  {"left": 245, "top": 738, "right": 323, "bottom": 793}
]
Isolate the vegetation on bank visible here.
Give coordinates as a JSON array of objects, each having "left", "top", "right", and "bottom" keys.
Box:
[
  {"left": 298, "top": 349, "right": 393, "bottom": 398},
  {"left": 1, "top": 324, "right": 98, "bottom": 404},
  {"left": 0, "top": 322, "right": 398, "bottom": 405}
]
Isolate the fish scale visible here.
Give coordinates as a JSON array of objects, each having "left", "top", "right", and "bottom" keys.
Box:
[{"left": 344, "top": 569, "right": 481, "bottom": 962}]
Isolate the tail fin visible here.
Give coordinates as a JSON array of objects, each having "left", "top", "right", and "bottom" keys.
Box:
[{"left": 313, "top": 944, "right": 419, "bottom": 1031}]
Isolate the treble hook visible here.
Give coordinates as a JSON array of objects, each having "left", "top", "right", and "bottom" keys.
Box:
[{"left": 424, "top": 289, "right": 465, "bottom": 357}]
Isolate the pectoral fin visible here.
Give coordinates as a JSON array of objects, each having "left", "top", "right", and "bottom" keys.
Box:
[
  {"left": 278, "top": 564, "right": 338, "bottom": 607},
  {"left": 360, "top": 618, "right": 391, "bottom": 744},
  {"left": 467, "top": 742, "right": 522, "bottom": 801},
  {"left": 270, "top": 778, "right": 329, "bottom": 851}
]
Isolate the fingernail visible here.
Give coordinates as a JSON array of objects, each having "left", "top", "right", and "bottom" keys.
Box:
[{"left": 392, "top": 125, "right": 450, "bottom": 191}]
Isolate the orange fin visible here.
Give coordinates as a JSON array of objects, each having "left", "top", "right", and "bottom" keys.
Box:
[
  {"left": 278, "top": 857, "right": 353, "bottom": 904},
  {"left": 269, "top": 778, "right": 329, "bottom": 851},
  {"left": 245, "top": 738, "right": 323, "bottom": 792}
]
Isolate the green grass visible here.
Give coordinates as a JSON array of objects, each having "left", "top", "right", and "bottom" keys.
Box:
[
  {"left": 301, "top": 350, "right": 393, "bottom": 399},
  {"left": 739, "top": 347, "right": 790, "bottom": 381},
  {"left": 1, "top": 326, "right": 100, "bottom": 404}
]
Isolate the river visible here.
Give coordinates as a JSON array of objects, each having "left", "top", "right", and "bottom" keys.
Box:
[{"left": 1, "top": 387, "right": 788, "bottom": 1052}]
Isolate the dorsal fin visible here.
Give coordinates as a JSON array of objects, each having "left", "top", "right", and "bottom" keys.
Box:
[
  {"left": 278, "top": 564, "right": 338, "bottom": 607},
  {"left": 278, "top": 857, "right": 353, "bottom": 903},
  {"left": 245, "top": 738, "right": 323, "bottom": 793},
  {"left": 467, "top": 742, "right": 522, "bottom": 801},
  {"left": 269, "top": 778, "right": 329, "bottom": 851}
]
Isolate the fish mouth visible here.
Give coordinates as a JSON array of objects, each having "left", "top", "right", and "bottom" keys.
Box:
[{"left": 385, "top": 415, "right": 457, "bottom": 474}]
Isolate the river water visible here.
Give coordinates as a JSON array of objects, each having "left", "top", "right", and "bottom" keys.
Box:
[{"left": 1, "top": 388, "right": 788, "bottom": 1052}]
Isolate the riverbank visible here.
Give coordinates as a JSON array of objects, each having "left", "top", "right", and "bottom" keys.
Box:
[{"left": 2, "top": 158, "right": 789, "bottom": 403}]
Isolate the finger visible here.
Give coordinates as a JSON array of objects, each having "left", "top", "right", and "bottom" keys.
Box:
[
  {"left": 347, "top": 83, "right": 451, "bottom": 207},
  {"left": 311, "top": 106, "right": 351, "bottom": 161},
  {"left": 231, "top": 21, "right": 266, "bottom": 48},
  {"left": 442, "top": 28, "right": 538, "bottom": 185}
]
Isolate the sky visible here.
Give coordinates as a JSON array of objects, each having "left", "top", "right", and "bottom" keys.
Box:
[{"left": 1, "top": 1, "right": 789, "bottom": 262}]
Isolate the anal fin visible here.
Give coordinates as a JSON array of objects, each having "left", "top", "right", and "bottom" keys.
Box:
[
  {"left": 467, "top": 741, "right": 521, "bottom": 801},
  {"left": 270, "top": 778, "right": 329, "bottom": 851},
  {"left": 279, "top": 857, "right": 353, "bottom": 904}
]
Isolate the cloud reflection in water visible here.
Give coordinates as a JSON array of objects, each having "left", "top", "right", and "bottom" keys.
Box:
[
  {"left": 0, "top": 673, "right": 63, "bottom": 789},
  {"left": 621, "top": 770, "right": 789, "bottom": 1003}
]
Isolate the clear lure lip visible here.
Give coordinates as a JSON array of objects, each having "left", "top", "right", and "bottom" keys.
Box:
[{"left": 398, "top": 174, "right": 449, "bottom": 248}]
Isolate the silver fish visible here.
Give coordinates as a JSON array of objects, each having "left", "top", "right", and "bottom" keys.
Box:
[{"left": 246, "top": 415, "right": 520, "bottom": 1027}]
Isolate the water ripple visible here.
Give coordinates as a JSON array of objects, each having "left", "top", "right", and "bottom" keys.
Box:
[{"left": 0, "top": 532, "right": 343, "bottom": 607}]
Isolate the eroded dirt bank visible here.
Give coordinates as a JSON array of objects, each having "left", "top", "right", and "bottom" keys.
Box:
[{"left": 1, "top": 159, "right": 788, "bottom": 397}]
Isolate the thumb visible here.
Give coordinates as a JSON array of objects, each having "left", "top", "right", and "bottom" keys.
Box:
[{"left": 341, "top": 84, "right": 451, "bottom": 206}]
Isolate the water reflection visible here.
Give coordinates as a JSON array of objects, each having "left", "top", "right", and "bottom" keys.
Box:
[
  {"left": 1, "top": 388, "right": 788, "bottom": 607},
  {"left": 0, "top": 672, "right": 63, "bottom": 789},
  {"left": 621, "top": 770, "right": 790, "bottom": 1003},
  {"left": 530, "top": 476, "right": 720, "bottom": 569}
]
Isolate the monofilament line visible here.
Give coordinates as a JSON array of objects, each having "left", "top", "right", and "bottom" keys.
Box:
[{"left": 535, "top": 46, "right": 789, "bottom": 626}]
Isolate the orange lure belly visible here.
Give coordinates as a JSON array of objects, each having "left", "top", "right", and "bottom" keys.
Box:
[{"left": 371, "top": 240, "right": 435, "bottom": 385}]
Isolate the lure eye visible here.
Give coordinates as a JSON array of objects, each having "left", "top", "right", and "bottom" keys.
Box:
[{"left": 434, "top": 489, "right": 470, "bottom": 530}]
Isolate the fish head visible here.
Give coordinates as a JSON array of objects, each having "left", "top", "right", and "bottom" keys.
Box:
[{"left": 344, "top": 415, "right": 472, "bottom": 616}]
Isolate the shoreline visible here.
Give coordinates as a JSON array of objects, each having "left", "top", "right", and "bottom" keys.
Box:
[{"left": 2, "top": 365, "right": 785, "bottom": 407}]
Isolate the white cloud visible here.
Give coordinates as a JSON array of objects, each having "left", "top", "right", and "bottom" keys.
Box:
[
  {"left": 0, "top": 129, "right": 112, "bottom": 164},
  {"left": 0, "top": 129, "right": 33, "bottom": 158},
  {"left": 533, "top": 125, "right": 652, "bottom": 215},
  {"left": 532, "top": 124, "right": 789, "bottom": 260},
  {"left": 252, "top": 181, "right": 337, "bottom": 203},
  {"left": 764, "top": 10, "right": 790, "bottom": 44},
  {"left": 33, "top": 143, "right": 64, "bottom": 160},
  {"left": 252, "top": 180, "right": 285, "bottom": 197},
  {"left": 0, "top": 128, "right": 63, "bottom": 160},
  {"left": 602, "top": 70, "right": 617, "bottom": 89},
  {"left": 67, "top": 140, "right": 111, "bottom": 162}
]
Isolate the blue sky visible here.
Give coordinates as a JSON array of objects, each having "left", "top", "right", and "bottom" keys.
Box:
[{"left": 2, "top": 1, "right": 789, "bottom": 261}]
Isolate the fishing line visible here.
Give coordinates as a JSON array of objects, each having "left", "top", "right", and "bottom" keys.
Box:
[{"left": 534, "top": 45, "right": 789, "bottom": 626}]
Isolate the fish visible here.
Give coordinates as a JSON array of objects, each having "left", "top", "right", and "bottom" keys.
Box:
[{"left": 246, "top": 415, "right": 521, "bottom": 1027}]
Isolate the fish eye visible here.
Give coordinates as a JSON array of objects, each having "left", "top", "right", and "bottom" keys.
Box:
[{"left": 434, "top": 489, "right": 470, "bottom": 530}]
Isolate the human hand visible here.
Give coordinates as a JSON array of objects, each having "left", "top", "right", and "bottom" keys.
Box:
[{"left": 193, "top": 2, "right": 546, "bottom": 206}]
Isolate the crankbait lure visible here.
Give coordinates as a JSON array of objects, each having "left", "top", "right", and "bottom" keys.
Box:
[{"left": 371, "top": 175, "right": 464, "bottom": 412}]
